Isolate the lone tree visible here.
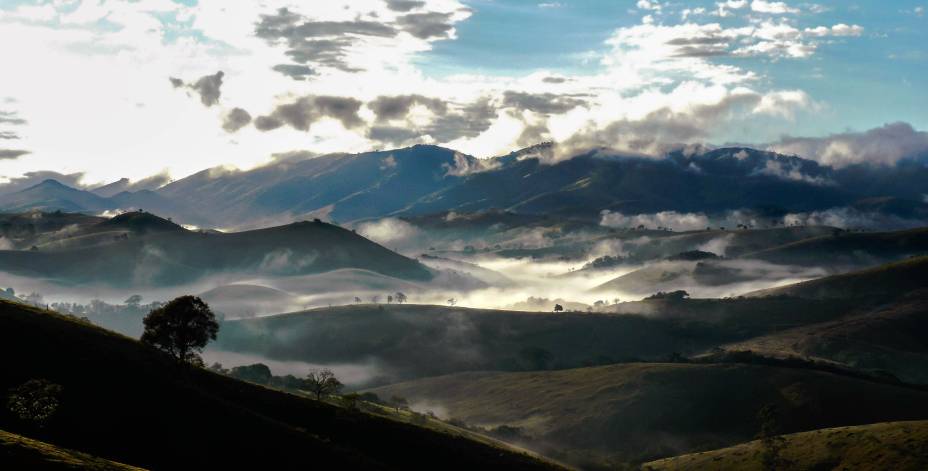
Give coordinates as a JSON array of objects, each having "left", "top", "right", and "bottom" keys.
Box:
[
  {"left": 395, "top": 292, "right": 407, "bottom": 304},
  {"left": 553, "top": 304, "right": 564, "bottom": 312},
  {"left": 141, "top": 295, "right": 219, "bottom": 365},
  {"left": 304, "top": 369, "right": 343, "bottom": 400},
  {"left": 6, "top": 379, "right": 63, "bottom": 428}
]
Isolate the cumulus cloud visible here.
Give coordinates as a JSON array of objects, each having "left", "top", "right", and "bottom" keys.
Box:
[
  {"left": 356, "top": 217, "right": 421, "bottom": 247},
  {"left": 255, "top": 95, "right": 363, "bottom": 132},
  {"left": 751, "top": 159, "right": 831, "bottom": 185},
  {"left": 396, "top": 12, "right": 457, "bottom": 40},
  {"left": 501, "top": 91, "right": 588, "bottom": 115},
  {"left": 222, "top": 108, "right": 253, "bottom": 133},
  {"left": 750, "top": 0, "right": 798, "bottom": 14},
  {"left": 170, "top": 71, "right": 225, "bottom": 107},
  {"left": 600, "top": 210, "right": 711, "bottom": 231},
  {"left": 386, "top": 0, "right": 426, "bottom": 12},
  {"left": 442, "top": 152, "right": 500, "bottom": 176},
  {"left": 767, "top": 122, "right": 928, "bottom": 167},
  {"left": 0, "top": 149, "right": 30, "bottom": 160}
]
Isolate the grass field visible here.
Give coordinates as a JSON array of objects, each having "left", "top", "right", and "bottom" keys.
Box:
[{"left": 644, "top": 420, "right": 928, "bottom": 471}]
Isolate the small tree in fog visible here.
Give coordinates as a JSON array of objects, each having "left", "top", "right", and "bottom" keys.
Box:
[
  {"left": 447, "top": 298, "right": 456, "bottom": 306},
  {"left": 371, "top": 295, "right": 381, "bottom": 304},
  {"left": 390, "top": 395, "right": 409, "bottom": 412},
  {"left": 354, "top": 297, "right": 362, "bottom": 304},
  {"left": 553, "top": 304, "right": 563, "bottom": 312},
  {"left": 303, "top": 369, "right": 343, "bottom": 400},
  {"left": 141, "top": 295, "right": 219, "bottom": 365},
  {"left": 395, "top": 292, "right": 407, "bottom": 304},
  {"left": 387, "top": 295, "right": 394, "bottom": 304}
]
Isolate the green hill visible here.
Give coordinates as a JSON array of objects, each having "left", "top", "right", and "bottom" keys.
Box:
[
  {"left": 369, "top": 363, "right": 928, "bottom": 468},
  {"left": 214, "top": 299, "right": 858, "bottom": 386},
  {"left": 1, "top": 429, "right": 144, "bottom": 470},
  {"left": 743, "top": 228, "right": 928, "bottom": 268},
  {"left": 748, "top": 255, "right": 928, "bottom": 301},
  {"left": 0, "top": 214, "right": 432, "bottom": 287},
  {"left": 643, "top": 420, "right": 928, "bottom": 471},
  {"left": 0, "top": 300, "right": 560, "bottom": 470}
]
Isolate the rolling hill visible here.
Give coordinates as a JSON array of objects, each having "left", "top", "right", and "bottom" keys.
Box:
[
  {"left": 213, "top": 299, "right": 858, "bottom": 386},
  {"left": 0, "top": 299, "right": 561, "bottom": 470},
  {"left": 744, "top": 228, "right": 928, "bottom": 268},
  {"left": 369, "top": 363, "right": 928, "bottom": 468},
  {"left": 643, "top": 420, "right": 928, "bottom": 471},
  {"left": 0, "top": 212, "right": 432, "bottom": 287}
]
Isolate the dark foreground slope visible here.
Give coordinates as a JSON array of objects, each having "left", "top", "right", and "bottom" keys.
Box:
[
  {"left": 0, "top": 300, "right": 559, "bottom": 471},
  {"left": 0, "top": 213, "right": 432, "bottom": 287},
  {"left": 370, "top": 363, "right": 928, "bottom": 468},
  {"left": 0, "top": 429, "right": 143, "bottom": 471},
  {"left": 644, "top": 420, "right": 928, "bottom": 471}
]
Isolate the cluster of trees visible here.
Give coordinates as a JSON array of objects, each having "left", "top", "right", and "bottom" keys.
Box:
[
  {"left": 645, "top": 290, "right": 690, "bottom": 301},
  {"left": 210, "top": 363, "right": 345, "bottom": 399},
  {"left": 5, "top": 379, "right": 64, "bottom": 429},
  {"left": 0, "top": 287, "right": 165, "bottom": 319},
  {"left": 354, "top": 292, "right": 409, "bottom": 304}
]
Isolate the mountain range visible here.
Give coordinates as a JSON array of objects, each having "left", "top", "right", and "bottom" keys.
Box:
[{"left": 2, "top": 144, "right": 926, "bottom": 229}]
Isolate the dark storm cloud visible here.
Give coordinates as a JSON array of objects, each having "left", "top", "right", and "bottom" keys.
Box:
[
  {"left": 222, "top": 108, "right": 253, "bottom": 133},
  {"left": 255, "top": 96, "right": 364, "bottom": 132},
  {"left": 385, "top": 0, "right": 425, "bottom": 12},
  {"left": 272, "top": 64, "right": 316, "bottom": 80},
  {"left": 169, "top": 71, "right": 224, "bottom": 107},
  {"left": 368, "top": 125, "right": 420, "bottom": 144},
  {"left": 368, "top": 95, "right": 448, "bottom": 122},
  {"left": 502, "top": 91, "right": 588, "bottom": 115},
  {"left": 422, "top": 98, "right": 497, "bottom": 142},
  {"left": 0, "top": 149, "right": 30, "bottom": 160},
  {"left": 396, "top": 12, "right": 455, "bottom": 39},
  {"left": 255, "top": 8, "right": 397, "bottom": 74},
  {"left": 254, "top": 115, "right": 284, "bottom": 132}
]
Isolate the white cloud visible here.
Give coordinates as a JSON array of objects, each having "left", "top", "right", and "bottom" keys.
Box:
[
  {"left": 600, "top": 210, "right": 711, "bottom": 231},
  {"left": 767, "top": 122, "right": 928, "bottom": 167},
  {"left": 750, "top": 0, "right": 799, "bottom": 14}
]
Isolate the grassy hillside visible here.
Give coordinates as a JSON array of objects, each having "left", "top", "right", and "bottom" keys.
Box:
[
  {"left": 0, "top": 213, "right": 432, "bottom": 287},
  {"left": 744, "top": 228, "right": 928, "bottom": 268},
  {"left": 1, "top": 429, "right": 144, "bottom": 470},
  {"left": 214, "top": 299, "right": 854, "bottom": 385},
  {"left": 724, "top": 290, "right": 928, "bottom": 383},
  {"left": 369, "top": 363, "right": 928, "bottom": 468},
  {"left": 748, "top": 255, "right": 928, "bottom": 301},
  {"left": 643, "top": 420, "right": 928, "bottom": 471},
  {"left": 0, "top": 300, "right": 560, "bottom": 470}
]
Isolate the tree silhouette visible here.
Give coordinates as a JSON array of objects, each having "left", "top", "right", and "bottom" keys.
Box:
[
  {"left": 553, "top": 304, "right": 564, "bottom": 312},
  {"left": 395, "top": 292, "right": 407, "bottom": 304},
  {"left": 304, "top": 369, "right": 343, "bottom": 400},
  {"left": 141, "top": 295, "right": 219, "bottom": 365}
]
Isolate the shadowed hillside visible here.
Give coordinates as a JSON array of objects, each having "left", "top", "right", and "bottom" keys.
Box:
[
  {"left": 644, "top": 420, "right": 928, "bottom": 471},
  {"left": 370, "top": 363, "right": 928, "bottom": 468},
  {"left": 214, "top": 299, "right": 857, "bottom": 386},
  {"left": 0, "top": 300, "right": 561, "bottom": 470}
]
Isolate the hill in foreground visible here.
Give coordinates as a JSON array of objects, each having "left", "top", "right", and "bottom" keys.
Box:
[
  {"left": 369, "top": 363, "right": 928, "bottom": 468},
  {"left": 0, "top": 300, "right": 559, "bottom": 470},
  {"left": 643, "top": 420, "right": 928, "bottom": 471},
  {"left": 0, "top": 429, "right": 143, "bottom": 471}
]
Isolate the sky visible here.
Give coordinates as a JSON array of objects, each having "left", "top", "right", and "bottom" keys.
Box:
[{"left": 0, "top": 0, "right": 926, "bottom": 187}]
